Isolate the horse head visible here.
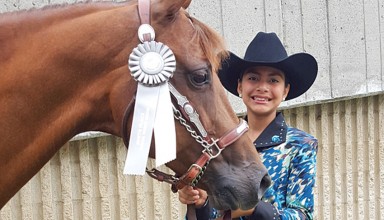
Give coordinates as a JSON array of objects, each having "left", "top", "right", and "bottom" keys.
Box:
[{"left": 115, "top": 0, "right": 271, "bottom": 210}]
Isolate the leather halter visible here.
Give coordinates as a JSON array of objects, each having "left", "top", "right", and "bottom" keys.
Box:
[
  {"left": 121, "top": 0, "right": 249, "bottom": 192},
  {"left": 121, "top": 86, "right": 249, "bottom": 191}
]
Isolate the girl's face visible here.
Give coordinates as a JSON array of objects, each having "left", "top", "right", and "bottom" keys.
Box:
[{"left": 237, "top": 66, "right": 290, "bottom": 116}]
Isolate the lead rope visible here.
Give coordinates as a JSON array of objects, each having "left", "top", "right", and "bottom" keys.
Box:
[{"left": 186, "top": 205, "right": 197, "bottom": 220}]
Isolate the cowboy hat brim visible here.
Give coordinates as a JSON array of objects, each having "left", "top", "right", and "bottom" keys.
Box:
[{"left": 218, "top": 52, "right": 318, "bottom": 100}]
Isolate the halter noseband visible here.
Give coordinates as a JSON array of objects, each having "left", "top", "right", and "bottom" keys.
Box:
[{"left": 121, "top": 0, "right": 249, "bottom": 192}]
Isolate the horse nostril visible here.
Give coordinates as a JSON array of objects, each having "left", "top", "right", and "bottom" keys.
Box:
[{"left": 258, "top": 173, "right": 272, "bottom": 200}]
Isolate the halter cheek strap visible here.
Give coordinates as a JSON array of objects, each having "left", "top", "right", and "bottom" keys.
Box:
[{"left": 138, "top": 0, "right": 150, "bottom": 25}]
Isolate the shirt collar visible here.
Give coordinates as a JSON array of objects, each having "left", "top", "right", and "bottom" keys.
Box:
[{"left": 245, "top": 112, "right": 287, "bottom": 148}]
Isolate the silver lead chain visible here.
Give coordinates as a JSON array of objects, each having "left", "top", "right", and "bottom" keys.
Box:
[{"left": 172, "top": 106, "right": 222, "bottom": 160}]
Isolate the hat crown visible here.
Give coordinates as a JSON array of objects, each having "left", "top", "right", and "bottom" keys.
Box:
[{"left": 244, "top": 32, "right": 288, "bottom": 63}]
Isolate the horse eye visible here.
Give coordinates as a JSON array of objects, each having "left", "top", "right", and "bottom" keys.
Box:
[{"left": 189, "top": 69, "right": 210, "bottom": 86}]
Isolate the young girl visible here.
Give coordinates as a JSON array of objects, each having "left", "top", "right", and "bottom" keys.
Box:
[{"left": 179, "top": 32, "right": 318, "bottom": 220}]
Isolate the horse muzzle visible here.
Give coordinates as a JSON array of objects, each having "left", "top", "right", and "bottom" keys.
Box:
[{"left": 205, "top": 169, "right": 271, "bottom": 210}]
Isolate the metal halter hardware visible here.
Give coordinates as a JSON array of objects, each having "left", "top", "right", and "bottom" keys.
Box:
[
  {"left": 168, "top": 83, "right": 208, "bottom": 138},
  {"left": 145, "top": 83, "right": 249, "bottom": 191}
]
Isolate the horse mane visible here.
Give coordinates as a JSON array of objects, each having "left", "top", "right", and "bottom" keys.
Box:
[{"left": 187, "top": 13, "right": 229, "bottom": 74}]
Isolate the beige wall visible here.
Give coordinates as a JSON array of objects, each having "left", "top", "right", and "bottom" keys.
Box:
[{"left": 1, "top": 94, "right": 383, "bottom": 220}]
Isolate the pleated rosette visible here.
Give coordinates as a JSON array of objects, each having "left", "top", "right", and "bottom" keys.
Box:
[{"left": 128, "top": 41, "right": 176, "bottom": 86}]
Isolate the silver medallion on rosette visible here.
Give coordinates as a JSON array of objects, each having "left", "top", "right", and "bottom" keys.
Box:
[
  {"left": 124, "top": 24, "right": 177, "bottom": 175},
  {"left": 128, "top": 40, "right": 176, "bottom": 86}
]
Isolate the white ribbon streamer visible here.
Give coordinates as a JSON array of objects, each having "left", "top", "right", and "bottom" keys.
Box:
[
  {"left": 124, "top": 85, "right": 156, "bottom": 175},
  {"left": 154, "top": 83, "right": 176, "bottom": 167},
  {"left": 124, "top": 38, "right": 176, "bottom": 175}
]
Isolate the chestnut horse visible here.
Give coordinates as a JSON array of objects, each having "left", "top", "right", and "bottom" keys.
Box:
[{"left": 0, "top": 0, "right": 270, "bottom": 211}]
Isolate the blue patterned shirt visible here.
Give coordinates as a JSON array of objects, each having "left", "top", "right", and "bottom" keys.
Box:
[{"left": 246, "top": 112, "right": 318, "bottom": 219}]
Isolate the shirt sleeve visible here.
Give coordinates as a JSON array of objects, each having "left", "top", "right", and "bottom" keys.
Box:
[
  {"left": 280, "top": 138, "right": 318, "bottom": 220},
  {"left": 185, "top": 201, "right": 217, "bottom": 220},
  {"left": 247, "top": 200, "right": 280, "bottom": 219}
]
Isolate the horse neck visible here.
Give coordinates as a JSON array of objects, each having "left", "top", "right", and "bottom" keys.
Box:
[
  {"left": 1, "top": 2, "right": 138, "bottom": 134},
  {"left": 0, "top": 2, "right": 139, "bottom": 205}
]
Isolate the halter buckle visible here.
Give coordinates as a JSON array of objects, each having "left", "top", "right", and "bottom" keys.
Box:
[{"left": 203, "top": 138, "right": 223, "bottom": 159}]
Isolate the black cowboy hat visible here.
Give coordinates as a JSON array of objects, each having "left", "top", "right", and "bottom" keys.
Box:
[{"left": 219, "top": 32, "right": 318, "bottom": 101}]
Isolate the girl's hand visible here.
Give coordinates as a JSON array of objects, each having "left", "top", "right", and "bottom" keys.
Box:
[{"left": 178, "top": 186, "right": 208, "bottom": 208}]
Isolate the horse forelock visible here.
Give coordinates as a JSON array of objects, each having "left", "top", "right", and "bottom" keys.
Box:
[{"left": 187, "top": 14, "right": 229, "bottom": 74}]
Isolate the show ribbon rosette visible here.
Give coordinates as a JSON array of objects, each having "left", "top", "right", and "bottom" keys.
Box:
[{"left": 123, "top": 24, "right": 176, "bottom": 175}]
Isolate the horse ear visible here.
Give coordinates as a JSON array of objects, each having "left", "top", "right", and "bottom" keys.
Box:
[
  {"left": 182, "top": 0, "right": 192, "bottom": 9},
  {"left": 151, "top": 0, "right": 190, "bottom": 21}
]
